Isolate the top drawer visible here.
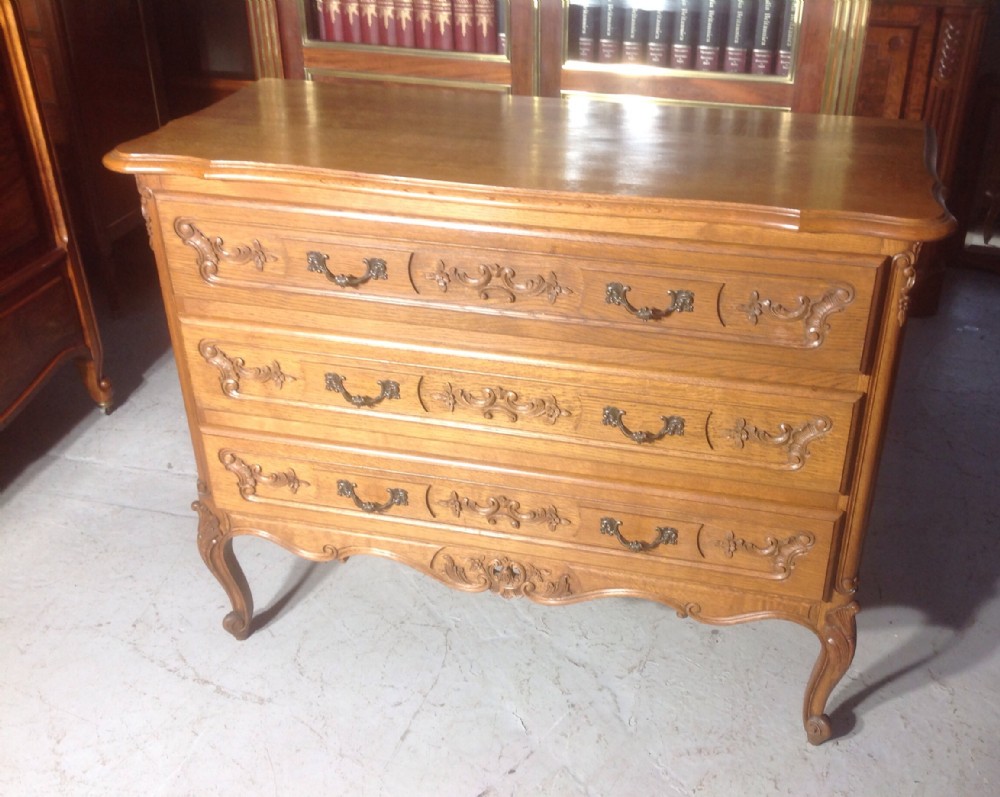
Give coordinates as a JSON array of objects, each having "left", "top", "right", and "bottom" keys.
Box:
[{"left": 154, "top": 195, "right": 883, "bottom": 372}]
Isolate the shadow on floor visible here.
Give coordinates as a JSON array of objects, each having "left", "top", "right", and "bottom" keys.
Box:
[{"left": 831, "top": 265, "right": 1000, "bottom": 735}]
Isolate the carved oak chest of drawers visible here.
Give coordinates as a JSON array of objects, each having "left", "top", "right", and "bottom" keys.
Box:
[{"left": 105, "top": 80, "right": 953, "bottom": 744}]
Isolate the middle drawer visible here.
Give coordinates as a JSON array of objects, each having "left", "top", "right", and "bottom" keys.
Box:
[{"left": 179, "top": 321, "right": 862, "bottom": 495}]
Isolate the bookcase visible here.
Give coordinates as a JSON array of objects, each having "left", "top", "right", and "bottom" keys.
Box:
[{"left": 280, "top": 0, "right": 878, "bottom": 112}]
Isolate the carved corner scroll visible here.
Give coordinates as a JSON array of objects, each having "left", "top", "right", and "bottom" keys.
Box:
[
  {"left": 436, "top": 491, "right": 570, "bottom": 532},
  {"left": 741, "top": 284, "right": 855, "bottom": 348},
  {"left": 174, "top": 217, "right": 277, "bottom": 281},
  {"left": 219, "top": 449, "right": 309, "bottom": 498},
  {"left": 199, "top": 340, "right": 295, "bottom": 397},
  {"left": 893, "top": 244, "right": 922, "bottom": 326},
  {"left": 430, "top": 551, "right": 577, "bottom": 599},
  {"left": 139, "top": 186, "right": 155, "bottom": 243},
  {"left": 724, "top": 416, "right": 832, "bottom": 470},
  {"left": 426, "top": 261, "right": 572, "bottom": 304}
]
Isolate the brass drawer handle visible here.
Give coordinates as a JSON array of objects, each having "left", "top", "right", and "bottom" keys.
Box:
[
  {"left": 602, "top": 406, "right": 685, "bottom": 444},
  {"left": 325, "top": 373, "right": 401, "bottom": 407},
  {"left": 600, "top": 517, "right": 679, "bottom": 552},
  {"left": 307, "top": 251, "right": 387, "bottom": 287},
  {"left": 337, "top": 480, "right": 408, "bottom": 513},
  {"left": 605, "top": 282, "right": 694, "bottom": 321}
]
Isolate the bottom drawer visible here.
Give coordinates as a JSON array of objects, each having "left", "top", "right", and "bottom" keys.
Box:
[
  {"left": 0, "top": 272, "right": 83, "bottom": 415},
  {"left": 200, "top": 429, "right": 840, "bottom": 601}
]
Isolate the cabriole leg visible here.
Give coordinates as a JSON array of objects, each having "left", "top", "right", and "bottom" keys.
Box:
[
  {"left": 804, "top": 601, "right": 859, "bottom": 745},
  {"left": 194, "top": 500, "right": 254, "bottom": 640},
  {"left": 75, "top": 357, "right": 113, "bottom": 413}
]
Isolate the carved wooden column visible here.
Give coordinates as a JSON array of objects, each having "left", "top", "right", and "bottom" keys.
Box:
[
  {"left": 854, "top": 0, "right": 989, "bottom": 314},
  {"left": 246, "top": 0, "right": 284, "bottom": 78},
  {"left": 817, "top": 0, "right": 873, "bottom": 115},
  {"left": 923, "top": 6, "right": 989, "bottom": 189}
]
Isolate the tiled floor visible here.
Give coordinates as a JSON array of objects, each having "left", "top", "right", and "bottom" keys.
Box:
[{"left": 2, "top": 256, "right": 999, "bottom": 796}]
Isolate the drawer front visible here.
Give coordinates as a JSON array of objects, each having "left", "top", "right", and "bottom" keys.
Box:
[
  {"left": 0, "top": 272, "right": 83, "bottom": 415},
  {"left": 200, "top": 430, "right": 839, "bottom": 600},
  {"left": 180, "top": 322, "right": 862, "bottom": 494},
  {"left": 156, "top": 196, "right": 881, "bottom": 371}
]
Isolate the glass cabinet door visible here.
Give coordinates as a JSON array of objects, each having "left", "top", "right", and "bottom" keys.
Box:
[
  {"left": 276, "top": 0, "right": 871, "bottom": 109},
  {"left": 294, "top": 0, "right": 529, "bottom": 93},
  {"left": 538, "top": 0, "right": 865, "bottom": 111}
]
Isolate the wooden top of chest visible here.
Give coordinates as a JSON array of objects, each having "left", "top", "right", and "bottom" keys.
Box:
[{"left": 105, "top": 79, "right": 954, "bottom": 242}]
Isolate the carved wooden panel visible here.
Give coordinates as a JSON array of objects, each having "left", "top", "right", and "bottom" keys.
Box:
[
  {"left": 856, "top": 1, "right": 988, "bottom": 189},
  {"left": 855, "top": 7, "right": 937, "bottom": 120}
]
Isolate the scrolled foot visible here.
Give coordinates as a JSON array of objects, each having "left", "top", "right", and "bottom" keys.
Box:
[
  {"left": 222, "top": 610, "right": 253, "bottom": 641},
  {"left": 805, "top": 714, "right": 832, "bottom": 745},
  {"left": 76, "top": 359, "right": 114, "bottom": 412}
]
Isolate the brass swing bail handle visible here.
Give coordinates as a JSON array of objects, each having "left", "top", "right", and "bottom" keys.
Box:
[
  {"left": 605, "top": 282, "right": 694, "bottom": 321},
  {"left": 308, "top": 251, "right": 388, "bottom": 288},
  {"left": 337, "top": 480, "right": 408, "bottom": 514},
  {"left": 600, "top": 517, "right": 679, "bottom": 553},
  {"left": 602, "top": 406, "right": 685, "bottom": 444}
]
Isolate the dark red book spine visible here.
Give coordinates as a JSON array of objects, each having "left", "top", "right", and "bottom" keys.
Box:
[
  {"left": 431, "top": 0, "right": 454, "bottom": 50},
  {"left": 453, "top": 0, "right": 475, "bottom": 51},
  {"left": 473, "top": 0, "right": 496, "bottom": 53},
  {"left": 342, "top": 1, "right": 362, "bottom": 42},
  {"left": 331, "top": 0, "right": 350, "bottom": 42},
  {"left": 376, "top": 0, "right": 398, "bottom": 45},
  {"left": 395, "top": 0, "right": 416, "bottom": 46},
  {"left": 413, "top": 0, "right": 433, "bottom": 47},
  {"left": 359, "top": 0, "right": 380, "bottom": 43},
  {"left": 314, "top": 0, "right": 329, "bottom": 40}
]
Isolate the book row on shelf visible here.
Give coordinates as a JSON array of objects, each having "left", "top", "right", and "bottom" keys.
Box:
[
  {"left": 569, "top": 0, "right": 798, "bottom": 75},
  {"left": 311, "top": 0, "right": 507, "bottom": 55}
]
